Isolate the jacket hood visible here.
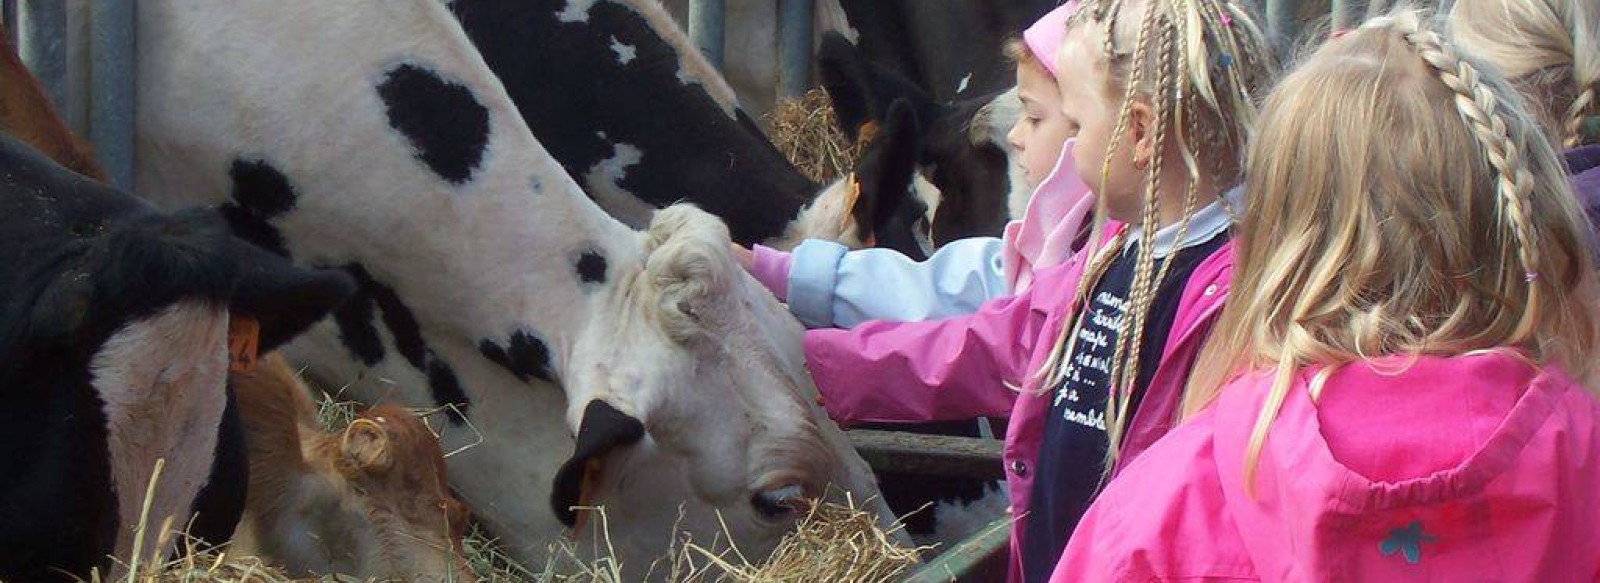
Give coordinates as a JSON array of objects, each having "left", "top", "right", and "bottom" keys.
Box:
[{"left": 1213, "top": 353, "right": 1600, "bottom": 581}]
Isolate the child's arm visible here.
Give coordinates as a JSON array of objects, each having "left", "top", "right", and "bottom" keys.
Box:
[
  {"left": 748, "top": 238, "right": 1008, "bottom": 329},
  {"left": 801, "top": 274, "right": 1057, "bottom": 425}
]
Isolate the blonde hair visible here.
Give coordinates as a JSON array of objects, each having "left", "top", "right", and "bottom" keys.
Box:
[
  {"left": 1182, "top": 8, "right": 1600, "bottom": 493},
  {"left": 1449, "top": 0, "right": 1600, "bottom": 147},
  {"left": 1031, "top": 0, "right": 1275, "bottom": 474}
]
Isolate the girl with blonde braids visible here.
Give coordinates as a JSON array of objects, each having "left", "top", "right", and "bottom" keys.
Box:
[
  {"left": 1449, "top": 0, "right": 1600, "bottom": 247},
  {"left": 796, "top": 0, "right": 1274, "bottom": 580},
  {"left": 1057, "top": 9, "right": 1600, "bottom": 581}
]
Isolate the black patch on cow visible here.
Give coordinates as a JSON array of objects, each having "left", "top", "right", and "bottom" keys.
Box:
[
  {"left": 330, "top": 264, "right": 473, "bottom": 422},
  {"left": 575, "top": 251, "right": 607, "bottom": 284},
  {"left": 219, "top": 159, "right": 297, "bottom": 257},
  {"left": 331, "top": 280, "right": 386, "bottom": 366},
  {"left": 478, "top": 330, "right": 555, "bottom": 383},
  {"left": 447, "top": 0, "right": 818, "bottom": 245},
  {"left": 551, "top": 400, "right": 646, "bottom": 526},
  {"left": 377, "top": 64, "right": 490, "bottom": 185},
  {"left": 426, "top": 360, "right": 470, "bottom": 424}
]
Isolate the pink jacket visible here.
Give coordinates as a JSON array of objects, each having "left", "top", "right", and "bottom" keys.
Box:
[
  {"left": 1054, "top": 353, "right": 1600, "bottom": 582},
  {"left": 805, "top": 231, "right": 1235, "bottom": 581}
]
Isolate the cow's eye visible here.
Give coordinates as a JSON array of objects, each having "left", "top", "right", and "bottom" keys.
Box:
[{"left": 751, "top": 484, "right": 807, "bottom": 522}]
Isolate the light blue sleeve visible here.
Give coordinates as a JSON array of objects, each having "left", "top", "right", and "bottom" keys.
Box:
[{"left": 785, "top": 237, "right": 1009, "bottom": 329}]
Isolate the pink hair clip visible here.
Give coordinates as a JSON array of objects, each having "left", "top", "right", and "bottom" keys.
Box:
[
  {"left": 1220, "top": 12, "right": 1233, "bottom": 27},
  {"left": 1330, "top": 28, "right": 1351, "bottom": 39}
]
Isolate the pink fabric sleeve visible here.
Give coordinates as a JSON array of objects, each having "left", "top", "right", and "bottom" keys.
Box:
[
  {"left": 802, "top": 283, "right": 1054, "bottom": 425},
  {"left": 749, "top": 244, "right": 793, "bottom": 301}
]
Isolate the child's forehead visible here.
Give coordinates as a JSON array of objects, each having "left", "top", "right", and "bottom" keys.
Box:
[
  {"left": 1056, "top": 28, "right": 1107, "bottom": 76},
  {"left": 1016, "top": 62, "right": 1061, "bottom": 100},
  {"left": 1055, "top": 35, "right": 1110, "bottom": 99}
]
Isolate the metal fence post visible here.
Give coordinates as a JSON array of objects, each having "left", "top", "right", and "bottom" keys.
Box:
[
  {"left": 2, "top": 1, "right": 17, "bottom": 45},
  {"left": 19, "top": 0, "right": 68, "bottom": 114},
  {"left": 1331, "top": 0, "right": 1371, "bottom": 29},
  {"left": 777, "top": 0, "right": 813, "bottom": 98},
  {"left": 1265, "top": 0, "right": 1301, "bottom": 55},
  {"left": 688, "top": 0, "right": 724, "bottom": 71},
  {"left": 89, "top": 0, "right": 134, "bottom": 190}
]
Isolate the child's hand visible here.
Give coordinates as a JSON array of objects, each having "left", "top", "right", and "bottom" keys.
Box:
[{"left": 731, "top": 243, "right": 754, "bottom": 270}]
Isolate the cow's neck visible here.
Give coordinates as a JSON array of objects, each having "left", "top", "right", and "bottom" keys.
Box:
[{"left": 136, "top": 0, "right": 647, "bottom": 558}]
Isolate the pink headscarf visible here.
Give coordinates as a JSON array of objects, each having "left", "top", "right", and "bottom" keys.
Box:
[
  {"left": 1023, "top": 2, "right": 1078, "bottom": 77},
  {"left": 1003, "top": 2, "right": 1095, "bottom": 293}
]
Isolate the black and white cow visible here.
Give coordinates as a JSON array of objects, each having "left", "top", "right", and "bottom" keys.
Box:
[
  {"left": 0, "top": 133, "right": 354, "bottom": 582},
  {"left": 660, "top": 0, "right": 1055, "bottom": 121},
  {"left": 133, "top": 0, "right": 893, "bottom": 572},
  {"left": 835, "top": 0, "right": 1059, "bottom": 103},
  {"left": 446, "top": 0, "right": 931, "bottom": 258}
]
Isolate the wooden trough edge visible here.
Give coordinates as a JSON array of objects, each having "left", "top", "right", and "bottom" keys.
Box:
[{"left": 846, "top": 429, "right": 1005, "bottom": 481}]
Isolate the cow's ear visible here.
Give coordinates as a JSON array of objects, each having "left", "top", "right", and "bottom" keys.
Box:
[
  {"left": 342, "top": 418, "right": 394, "bottom": 471},
  {"left": 817, "top": 32, "right": 875, "bottom": 141},
  {"left": 848, "top": 99, "right": 929, "bottom": 260},
  {"left": 215, "top": 216, "right": 356, "bottom": 351},
  {"left": 27, "top": 211, "right": 238, "bottom": 346},
  {"left": 852, "top": 99, "right": 923, "bottom": 237},
  {"left": 551, "top": 400, "right": 645, "bottom": 527}
]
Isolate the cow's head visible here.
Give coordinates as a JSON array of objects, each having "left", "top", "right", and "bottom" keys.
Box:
[
  {"left": 0, "top": 133, "right": 356, "bottom": 580},
  {"left": 773, "top": 97, "right": 936, "bottom": 260},
  {"left": 321, "top": 403, "right": 475, "bottom": 582},
  {"left": 818, "top": 32, "right": 1020, "bottom": 244},
  {"left": 557, "top": 205, "right": 892, "bottom": 566}
]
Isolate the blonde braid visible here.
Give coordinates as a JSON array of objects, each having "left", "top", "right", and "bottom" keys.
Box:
[
  {"left": 1398, "top": 22, "right": 1545, "bottom": 341},
  {"left": 1566, "top": 85, "right": 1595, "bottom": 147},
  {"left": 1105, "top": 11, "right": 1180, "bottom": 467}
]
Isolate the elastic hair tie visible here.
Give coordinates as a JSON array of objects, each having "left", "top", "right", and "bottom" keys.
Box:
[
  {"left": 1525, "top": 270, "right": 1541, "bottom": 283},
  {"left": 1330, "top": 28, "right": 1351, "bottom": 39}
]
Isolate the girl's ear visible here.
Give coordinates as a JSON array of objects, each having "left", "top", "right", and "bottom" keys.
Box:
[{"left": 1128, "top": 100, "right": 1158, "bottom": 168}]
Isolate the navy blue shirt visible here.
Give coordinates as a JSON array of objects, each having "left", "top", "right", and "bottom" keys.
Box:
[{"left": 1020, "top": 230, "right": 1228, "bottom": 583}]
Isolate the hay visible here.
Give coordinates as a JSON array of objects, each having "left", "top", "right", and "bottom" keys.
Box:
[
  {"left": 103, "top": 379, "right": 920, "bottom": 582},
  {"left": 99, "top": 540, "right": 301, "bottom": 583},
  {"left": 765, "top": 89, "right": 864, "bottom": 184},
  {"left": 685, "top": 497, "right": 927, "bottom": 583}
]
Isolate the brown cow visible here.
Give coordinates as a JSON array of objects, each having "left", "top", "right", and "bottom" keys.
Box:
[
  {"left": 0, "top": 23, "right": 102, "bottom": 180},
  {"left": 231, "top": 354, "right": 474, "bottom": 581},
  {"left": 2, "top": 31, "right": 468, "bottom": 580}
]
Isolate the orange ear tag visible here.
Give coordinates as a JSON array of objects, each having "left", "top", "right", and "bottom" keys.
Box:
[{"left": 228, "top": 315, "right": 261, "bottom": 373}]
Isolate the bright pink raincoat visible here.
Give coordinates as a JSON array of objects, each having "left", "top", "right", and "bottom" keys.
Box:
[
  {"left": 1055, "top": 352, "right": 1600, "bottom": 582},
  {"left": 805, "top": 230, "right": 1235, "bottom": 581}
]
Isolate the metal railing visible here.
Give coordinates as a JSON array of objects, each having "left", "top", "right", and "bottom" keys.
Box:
[
  {"left": 4, "top": 0, "right": 134, "bottom": 190},
  {"left": 688, "top": 0, "right": 813, "bottom": 99}
]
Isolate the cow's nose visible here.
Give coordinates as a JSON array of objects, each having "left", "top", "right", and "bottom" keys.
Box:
[{"left": 751, "top": 484, "right": 808, "bottom": 521}]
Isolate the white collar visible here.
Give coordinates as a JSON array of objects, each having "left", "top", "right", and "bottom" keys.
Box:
[{"left": 1125, "top": 185, "right": 1242, "bottom": 258}]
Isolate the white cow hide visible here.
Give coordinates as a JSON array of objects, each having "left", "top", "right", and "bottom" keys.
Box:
[{"left": 133, "top": 0, "right": 893, "bottom": 573}]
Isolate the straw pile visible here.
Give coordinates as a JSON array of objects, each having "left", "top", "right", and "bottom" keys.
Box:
[
  {"left": 686, "top": 499, "right": 926, "bottom": 583},
  {"left": 111, "top": 392, "right": 922, "bottom": 582},
  {"left": 765, "top": 88, "right": 865, "bottom": 184}
]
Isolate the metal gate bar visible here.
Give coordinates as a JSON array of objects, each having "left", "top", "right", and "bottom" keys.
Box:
[
  {"left": 777, "top": 0, "right": 813, "bottom": 98},
  {"left": 89, "top": 0, "right": 134, "bottom": 190},
  {"left": 688, "top": 0, "right": 725, "bottom": 71}
]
